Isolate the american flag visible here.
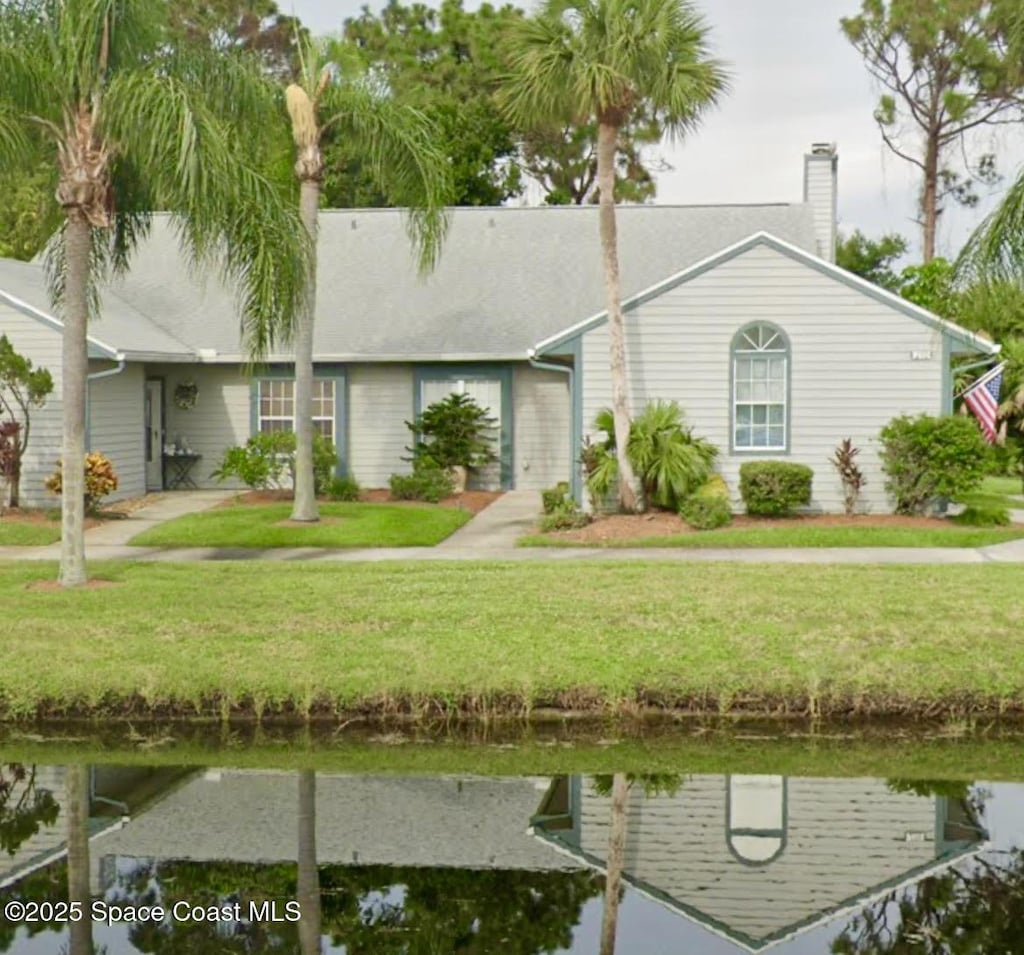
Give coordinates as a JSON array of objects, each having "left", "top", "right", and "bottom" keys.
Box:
[{"left": 962, "top": 362, "right": 1005, "bottom": 444}]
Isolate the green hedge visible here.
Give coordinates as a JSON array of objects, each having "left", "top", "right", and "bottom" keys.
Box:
[{"left": 739, "top": 461, "right": 813, "bottom": 517}]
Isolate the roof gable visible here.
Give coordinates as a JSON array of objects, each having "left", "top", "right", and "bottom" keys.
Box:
[{"left": 532, "top": 232, "right": 1000, "bottom": 358}]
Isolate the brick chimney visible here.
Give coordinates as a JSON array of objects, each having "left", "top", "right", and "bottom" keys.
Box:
[{"left": 804, "top": 143, "right": 838, "bottom": 262}]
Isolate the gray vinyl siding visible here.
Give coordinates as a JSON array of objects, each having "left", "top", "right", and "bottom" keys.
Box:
[
  {"left": 513, "top": 365, "right": 571, "bottom": 490},
  {"left": 0, "top": 305, "right": 63, "bottom": 507},
  {"left": 145, "top": 363, "right": 252, "bottom": 490},
  {"left": 0, "top": 765, "right": 66, "bottom": 888},
  {"left": 347, "top": 364, "right": 415, "bottom": 487},
  {"left": 87, "top": 362, "right": 145, "bottom": 501},
  {"left": 580, "top": 243, "right": 944, "bottom": 514},
  {"left": 579, "top": 775, "right": 942, "bottom": 945}
]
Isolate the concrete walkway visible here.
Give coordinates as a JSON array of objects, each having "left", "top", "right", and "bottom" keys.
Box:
[{"left": 3, "top": 488, "right": 1024, "bottom": 564}]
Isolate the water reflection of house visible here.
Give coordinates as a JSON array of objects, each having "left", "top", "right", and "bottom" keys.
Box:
[
  {"left": 0, "top": 766, "right": 184, "bottom": 890},
  {"left": 92, "top": 771, "right": 577, "bottom": 891},
  {"left": 531, "top": 775, "right": 988, "bottom": 953}
]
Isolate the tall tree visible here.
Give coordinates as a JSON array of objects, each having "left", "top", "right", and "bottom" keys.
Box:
[
  {"left": 297, "top": 770, "right": 322, "bottom": 955},
  {"left": 65, "top": 765, "right": 93, "bottom": 955},
  {"left": 0, "top": 0, "right": 308, "bottom": 585},
  {"left": 841, "top": 0, "right": 1024, "bottom": 262},
  {"left": 283, "top": 38, "right": 450, "bottom": 522},
  {"left": 599, "top": 772, "right": 629, "bottom": 955},
  {"left": 835, "top": 229, "right": 909, "bottom": 290},
  {"left": 501, "top": 0, "right": 728, "bottom": 511}
]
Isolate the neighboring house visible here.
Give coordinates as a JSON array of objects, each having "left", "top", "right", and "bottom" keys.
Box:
[
  {"left": 0, "top": 143, "right": 998, "bottom": 510},
  {"left": 531, "top": 774, "right": 989, "bottom": 953}
]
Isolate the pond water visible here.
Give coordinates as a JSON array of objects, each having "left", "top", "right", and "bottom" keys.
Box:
[{"left": 1, "top": 752, "right": 1022, "bottom": 954}]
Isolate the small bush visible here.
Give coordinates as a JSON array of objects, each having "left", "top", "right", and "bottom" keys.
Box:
[
  {"left": 326, "top": 475, "right": 361, "bottom": 502},
  {"left": 389, "top": 465, "right": 455, "bottom": 503},
  {"left": 879, "top": 414, "right": 988, "bottom": 515},
  {"left": 211, "top": 432, "right": 337, "bottom": 494},
  {"left": 542, "top": 481, "right": 570, "bottom": 514},
  {"left": 539, "top": 500, "right": 591, "bottom": 532},
  {"left": 405, "top": 392, "right": 498, "bottom": 471},
  {"left": 739, "top": 461, "right": 813, "bottom": 517},
  {"left": 680, "top": 475, "right": 733, "bottom": 530},
  {"left": 46, "top": 452, "right": 119, "bottom": 511},
  {"left": 952, "top": 504, "right": 1010, "bottom": 527}
]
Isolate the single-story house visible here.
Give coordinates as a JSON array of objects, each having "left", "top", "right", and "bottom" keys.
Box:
[
  {"left": 531, "top": 773, "right": 988, "bottom": 952},
  {"left": 0, "top": 143, "right": 999, "bottom": 511}
]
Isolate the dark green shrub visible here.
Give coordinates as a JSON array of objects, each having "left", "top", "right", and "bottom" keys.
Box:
[
  {"left": 538, "top": 500, "right": 591, "bottom": 532},
  {"left": 952, "top": 504, "right": 1010, "bottom": 527},
  {"left": 327, "top": 475, "right": 361, "bottom": 502},
  {"left": 585, "top": 401, "right": 718, "bottom": 511},
  {"left": 739, "top": 461, "right": 813, "bottom": 516},
  {"left": 879, "top": 414, "right": 988, "bottom": 515},
  {"left": 542, "top": 481, "right": 570, "bottom": 514},
  {"left": 389, "top": 464, "right": 455, "bottom": 503},
  {"left": 405, "top": 393, "right": 498, "bottom": 471},
  {"left": 680, "top": 475, "right": 733, "bottom": 530},
  {"left": 211, "top": 432, "right": 337, "bottom": 494}
]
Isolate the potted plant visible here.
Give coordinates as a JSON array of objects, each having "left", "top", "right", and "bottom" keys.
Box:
[{"left": 405, "top": 393, "right": 498, "bottom": 493}]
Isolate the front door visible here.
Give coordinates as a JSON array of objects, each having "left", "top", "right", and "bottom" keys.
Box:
[{"left": 144, "top": 379, "right": 164, "bottom": 490}]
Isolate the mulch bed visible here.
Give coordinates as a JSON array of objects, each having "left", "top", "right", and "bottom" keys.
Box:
[
  {"left": 227, "top": 488, "right": 502, "bottom": 516},
  {"left": 548, "top": 511, "right": 1014, "bottom": 544}
]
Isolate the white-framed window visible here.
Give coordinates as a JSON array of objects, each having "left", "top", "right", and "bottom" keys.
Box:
[
  {"left": 732, "top": 322, "right": 789, "bottom": 451},
  {"left": 258, "top": 379, "right": 336, "bottom": 444}
]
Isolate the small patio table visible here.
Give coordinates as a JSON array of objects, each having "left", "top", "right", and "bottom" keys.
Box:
[{"left": 163, "top": 453, "right": 202, "bottom": 490}]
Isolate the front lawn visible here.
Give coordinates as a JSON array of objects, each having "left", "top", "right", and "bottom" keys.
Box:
[
  {"left": 3, "top": 560, "right": 1024, "bottom": 720},
  {"left": 129, "top": 500, "right": 471, "bottom": 548},
  {"left": 0, "top": 519, "right": 61, "bottom": 545},
  {"left": 521, "top": 516, "right": 1024, "bottom": 549}
]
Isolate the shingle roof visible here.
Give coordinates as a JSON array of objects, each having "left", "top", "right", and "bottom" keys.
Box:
[
  {"left": 103, "top": 203, "right": 820, "bottom": 361},
  {"left": 0, "top": 257, "right": 193, "bottom": 361}
]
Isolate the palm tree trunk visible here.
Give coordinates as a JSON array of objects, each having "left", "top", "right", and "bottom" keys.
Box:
[
  {"left": 599, "top": 772, "right": 630, "bottom": 955},
  {"left": 297, "top": 769, "right": 322, "bottom": 955},
  {"left": 66, "top": 764, "right": 94, "bottom": 955},
  {"left": 596, "top": 120, "right": 639, "bottom": 513},
  {"left": 59, "top": 214, "right": 91, "bottom": 586},
  {"left": 291, "top": 173, "right": 321, "bottom": 522}
]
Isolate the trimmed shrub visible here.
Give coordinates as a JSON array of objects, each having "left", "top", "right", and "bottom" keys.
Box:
[
  {"left": 952, "top": 504, "right": 1010, "bottom": 527},
  {"left": 879, "top": 414, "right": 988, "bottom": 515},
  {"left": 389, "top": 465, "right": 455, "bottom": 503},
  {"left": 327, "top": 475, "right": 361, "bottom": 502},
  {"left": 680, "top": 474, "right": 733, "bottom": 530},
  {"left": 739, "top": 461, "right": 813, "bottom": 517},
  {"left": 542, "top": 481, "right": 571, "bottom": 514},
  {"left": 46, "top": 452, "right": 119, "bottom": 511}
]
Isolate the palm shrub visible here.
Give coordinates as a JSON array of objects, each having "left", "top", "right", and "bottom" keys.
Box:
[
  {"left": 879, "top": 414, "right": 988, "bottom": 515},
  {"left": 585, "top": 401, "right": 718, "bottom": 511}
]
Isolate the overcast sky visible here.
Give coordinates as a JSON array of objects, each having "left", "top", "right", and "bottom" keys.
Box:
[{"left": 287, "top": 0, "right": 1024, "bottom": 262}]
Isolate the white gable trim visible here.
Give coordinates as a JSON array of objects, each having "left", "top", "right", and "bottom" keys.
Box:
[
  {"left": 531, "top": 231, "right": 1000, "bottom": 359},
  {"left": 0, "top": 287, "right": 122, "bottom": 360}
]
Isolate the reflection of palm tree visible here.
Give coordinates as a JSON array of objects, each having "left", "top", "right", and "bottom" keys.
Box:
[
  {"left": 66, "top": 765, "right": 93, "bottom": 955},
  {"left": 599, "top": 773, "right": 629, "bottom": 955},
  {"left": 297, "top": 770, "right": 322, "bottom": 955}
]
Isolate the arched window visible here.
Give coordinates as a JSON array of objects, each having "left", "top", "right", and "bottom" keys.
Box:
[
  {"left": 726, "top": 775, "right": 787, "bottom": 866},
  {"left": 731, "top": 323, "right": 789, "bottom": 451}
]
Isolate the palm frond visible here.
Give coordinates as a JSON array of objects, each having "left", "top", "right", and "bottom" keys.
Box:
[
  {"left": 321, "top": 80, "right": 452, "bottom": 274},
  {"left": 957, "top": 170, "right": 1024, "bottom": 284}
]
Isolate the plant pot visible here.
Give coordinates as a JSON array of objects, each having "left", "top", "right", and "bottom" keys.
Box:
[{"left": 448, "top": 465, "right": 468, "bottom": 494}]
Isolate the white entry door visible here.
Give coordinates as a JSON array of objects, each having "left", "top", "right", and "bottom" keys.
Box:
[
  {"left": 144, "top": 379, "right": 164, "bottom": 490},
  {"left": 419, "top": 377, "right": 502, "bottom": 488}
]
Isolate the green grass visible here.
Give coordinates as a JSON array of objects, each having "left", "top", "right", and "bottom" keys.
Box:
[
  {"left": 957, "top": 475, "right": 1024, "bottom": 512},
  {"left": 129, "top": 501, "right": 471, "bottom": 548},
  {"left": 3, "top": 560, "right": 1024, "bottom": 720},
  {"left": 0, "top": 520, "right": 60, "bottom": 545},
  {"left": 521, "top": 523, "right": 1024, "bottom": 548},
  {"left": 3, "top": 724, "right": 1024, "bottom": 781}
]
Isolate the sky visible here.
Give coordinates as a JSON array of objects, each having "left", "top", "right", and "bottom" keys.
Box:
[{"left": 286, "top": 0, "right": 1024, "bottom": 262}]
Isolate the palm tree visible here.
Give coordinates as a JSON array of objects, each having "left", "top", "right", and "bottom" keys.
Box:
[
  {"left": 66, "top": 764, "right": 93, "bottom": 955},
  {"left": 284, "top": 40, "right": 451, "bottom": 522},
  {"left": 0, "top": 0, "right": 308, "bottom": 585},
  {"left": 501, "top": 0, "right": 727, "bottom": 512},
  {"left": 599, "top": 772, "right": 629, "bottom": 955},
  {"left": 297, "top": 769, "right": 322, "bottom": 955}
]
